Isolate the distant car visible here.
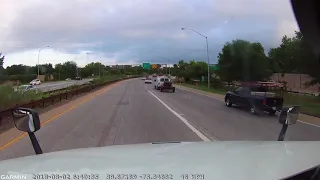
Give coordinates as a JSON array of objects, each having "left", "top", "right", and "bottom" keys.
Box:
[
  {"left": 14, "top": 85, "right": 35, "bottom": 92},
  {"left": 160, "top": 81, "right": 175, "bottom": 93},
  {"left": 65, "top": 78, "right": 71, "bottom": 81},
  {"left": 75, "top": 77, "right": 82, "bottom": 80},
  {"left": 89, "top": 79, "right": 94, "bottom": 83},
  {"left": 155, "top": 76, "right": 170, "bottom": 90},
  {"left": 144, "top": 78, "right": 152, "bottom": 84},
  {"left": 225, "top": 84, "right": 284, "bottom": 115},
  {"left": 141, "top": 77, "right": 146, "bottom": 80},
  {"left": 30, "top": 79, "right": 41, "bottom": 85}
]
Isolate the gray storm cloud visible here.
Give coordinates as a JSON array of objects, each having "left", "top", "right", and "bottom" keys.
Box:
[{"left": 1, "top": 0, "right": 298, "bottom": 66}]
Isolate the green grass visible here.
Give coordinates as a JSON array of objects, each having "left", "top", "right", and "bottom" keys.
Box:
[
  {"left": 0, "top": 76, "right": 131, "bottom": 110},
  {"left": 180, "top": 83, "right": 230, "bottom": 95},
  {"left": 91, "top": 75, "right": 124, "bottom": 84},
  {"left": 180, "top": 83, "right": 320, "bottom": 117},
  {"left": 283, "top": 93, "right": 320, "bottom": 117},
  {"left": 0, "top": 85, "right": 45, "bottom": 110}
]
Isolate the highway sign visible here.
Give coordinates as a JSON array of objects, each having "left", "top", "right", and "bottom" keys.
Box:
[
  {"left": 151, "top": 64, "right": 158, "bottom": 69},
  {"left": 210, "top": 64, "right": 219, "bottom": 70},
  {"left": 142, "top": 63, "right": 151, "bottom": 70}
]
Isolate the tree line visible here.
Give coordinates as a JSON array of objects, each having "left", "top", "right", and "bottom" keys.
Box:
[
  {"left": 0, "top": 30, "right": 318, "bottom": 85},
  {"left": 0, "top": 58, "right": 146, "bottom": 83},
  {"left": 169, "top": 31, "right": 319, "bottom": 86}
]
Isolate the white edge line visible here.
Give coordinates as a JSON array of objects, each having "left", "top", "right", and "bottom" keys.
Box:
[
  {"left": 176, "top": 86, "right": 224, "bottom": 101},
  {"left": 297, "top": 120, "right": 320, "bottom": 128},
  {"left": 177, "top": 87, "right": 320, "bottom": 128},
  {"left": 148, "top": 90, "right": 211, "bottom": 141}
]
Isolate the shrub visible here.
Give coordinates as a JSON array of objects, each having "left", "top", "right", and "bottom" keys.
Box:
[{"left": 0, "top": 85, "right": 43, "bottom": 109}]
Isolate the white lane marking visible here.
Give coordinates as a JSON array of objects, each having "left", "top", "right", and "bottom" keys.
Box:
[
  {"left": 148, "top": 90, "right": 210, "bottom": 141},
  {"left": 297, "top": 120, "right": 320, "bottom": 128},
  {"left": 176, "top": 86, "right": 224, "bottom": 101},
  {"left": 177, "top": 87, "right": 320, "bottom": 128}
]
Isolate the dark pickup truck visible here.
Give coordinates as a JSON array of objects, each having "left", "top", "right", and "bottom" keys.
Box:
[
  {"left": 160, "top": 81, "right": 175, "bottom": 93},
  {"left": 225, "top": 86, "right": 284, "bottom": 115}
]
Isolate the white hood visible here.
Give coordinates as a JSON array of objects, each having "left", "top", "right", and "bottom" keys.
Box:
[{"left": 1, "top": 141, "right": 320, "bottom": 180}]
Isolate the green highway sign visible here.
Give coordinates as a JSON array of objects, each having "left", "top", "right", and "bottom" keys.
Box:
[
  {"left": 210, "top": 64, "right": 219, "bottom": 70},
  {"left": 142, "top": 63, "right": 151, "bottom": 70}
]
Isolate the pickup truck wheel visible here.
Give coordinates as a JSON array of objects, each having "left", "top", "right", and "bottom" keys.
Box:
[
  {"left": 160, "top": 89, "right": 163, "bottom": 92},
  {"left": 172, "top": 88, "right": 175, "bottom": 93},
  {"left": 225, "top": 98, "right": 232, "bottom": 107},
  {"left": 250, "top": 106, "right": 259, "bottom": 115},
  {"left": 268, "top": 110, "right": 276, "bottom": 115}
]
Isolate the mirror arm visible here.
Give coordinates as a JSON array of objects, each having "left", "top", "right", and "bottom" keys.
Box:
[
  {"left": 28, "top": 132, "right": 43, "bottom": 154},
  {"left": 277, "top": 124, "right": 288, "bottom": 141}
]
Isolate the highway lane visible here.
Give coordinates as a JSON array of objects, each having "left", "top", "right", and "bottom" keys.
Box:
[
  {"left": 1, "top": 78, "right": 319, "bottom": 161},
  {"left": 150, "top": 85, "right": 320, "bottom": 141},
  {"left": 0, "top": 78, "right": 201, "bottom": 160},
  {"left": 33, "top": 79, "right": 92, "bottom": 92}
]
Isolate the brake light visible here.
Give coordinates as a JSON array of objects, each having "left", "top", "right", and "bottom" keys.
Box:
[{"left": 262, "top": 99, "right": 267, "bottom": 105}]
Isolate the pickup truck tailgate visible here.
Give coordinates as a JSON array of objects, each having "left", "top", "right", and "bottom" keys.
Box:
[{"left": 266, "top": 97, "right": 283, "bottom": 107}]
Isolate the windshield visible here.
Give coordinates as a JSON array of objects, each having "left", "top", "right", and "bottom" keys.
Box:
[{"left": 0, "top": 0, "right": 320, "bottom": 179}]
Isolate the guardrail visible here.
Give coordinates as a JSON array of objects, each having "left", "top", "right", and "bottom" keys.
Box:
[
  {"left": 287, "top": 90, "right": 319, "bottom": 96},
  {"left": 0, "top": 77, "right": 134, "bottom": 126}
]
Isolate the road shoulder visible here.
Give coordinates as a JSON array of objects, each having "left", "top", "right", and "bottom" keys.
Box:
[
  {"left": 0, "top": 81, "right": 120, "bottom": 149},
  {"left": 175, "top": 84, "right": 320, "bottom": 127}
]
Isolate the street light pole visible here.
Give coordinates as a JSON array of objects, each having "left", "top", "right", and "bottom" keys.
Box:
[
  {"left": 76, "top": 66, "right": 79, "bottom": 77},
  {"left": 99, "top": 57, "right": 102, "bottom": 78},
  {"left": 37, "top": 45, "right": 49, "bottom": 78},
  {"left": 86, "top": 53, "right": 90, "bottom": 65},
  {"left": 205, "top": 37, "right": 210, "bottom": 88},
  {"left": 159, "top": 57, "right": 171, "bottom": 76},
  {"left": 181, "top": 28, "right": 210, "bottom": 88}
]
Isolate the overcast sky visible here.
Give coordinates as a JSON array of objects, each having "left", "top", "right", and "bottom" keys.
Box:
[{"left": 0, "top": 0, "right": 299, "bottom": 67}]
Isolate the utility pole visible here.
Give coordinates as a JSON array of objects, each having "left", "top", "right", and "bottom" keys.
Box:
[
  {"left": 37, "top": 45, "right": 49, "bottom": 78},
  {"left": 181, "top": 28, "right": 210, "bottom": 88}
]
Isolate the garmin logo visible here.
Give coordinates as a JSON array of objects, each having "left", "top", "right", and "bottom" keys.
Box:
[{"left": 0, "top": 175, "right": 27, "bottom": 180}]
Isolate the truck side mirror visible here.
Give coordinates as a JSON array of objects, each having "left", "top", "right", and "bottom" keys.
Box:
[
  {"left": 13, "top": 108, "right": 41, "bottom": 132},
  {"left": 279, "top": 106, "right": 300, "bottom": 125},
  {"left": 12, "top": 108, "right": 43, "bottom": 154},
  {"left": 277, "top": 106, "right": 300, "bottom": 141}
]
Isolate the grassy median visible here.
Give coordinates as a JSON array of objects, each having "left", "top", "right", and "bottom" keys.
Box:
[
  {"left": 0, "top": 85, "right": 45, "bottom": 110},
  {"left": 0, "top": 75, "right": 128, "bottom": 110},
  {"left": 179, "top": 83, "right": 320, "bottom": 117}
]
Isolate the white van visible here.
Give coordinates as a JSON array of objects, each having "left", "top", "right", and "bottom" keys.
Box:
[{"left": 154, "top": 76, "right": 170, "bottom": 90}]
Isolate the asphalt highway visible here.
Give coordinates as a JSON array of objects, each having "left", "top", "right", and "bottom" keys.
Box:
[
  {"left": 33, "top": 79, "right": 92, "bottom": 92},
  {"left": 1, "top": 78, "right": 320, "bottom": 160}
]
